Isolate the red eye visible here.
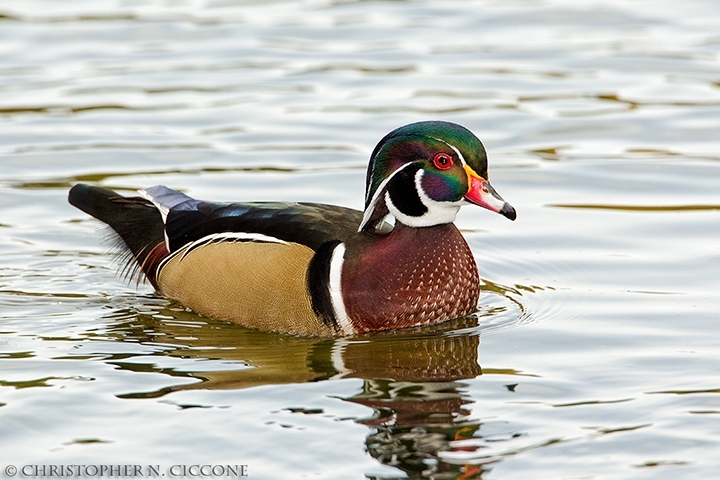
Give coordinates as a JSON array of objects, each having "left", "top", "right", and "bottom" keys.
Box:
[{"left": 433, "top": 153, "right": 454, "bottom": 170}]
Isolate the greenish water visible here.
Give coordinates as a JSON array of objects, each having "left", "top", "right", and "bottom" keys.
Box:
[{"left": 1, "top": 1, "right": 719, "bottom": 478}]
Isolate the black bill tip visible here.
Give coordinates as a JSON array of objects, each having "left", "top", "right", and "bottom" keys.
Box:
[{"left": 500, "top": 203, "right": 517, "bottom": 221}]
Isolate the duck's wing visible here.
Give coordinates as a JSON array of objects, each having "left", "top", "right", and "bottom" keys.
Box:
[
  {"left": 69, "top": 183, "right": 367, "bottom": 287},
  {"left": 137, "top": 185, "right": 368, "bottom": 336},
  {"left": 140, "top": 185, "right": 365, "bottom": 253}
]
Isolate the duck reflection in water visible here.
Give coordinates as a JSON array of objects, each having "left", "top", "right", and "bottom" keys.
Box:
[
  {"left": 106, "top": 310, "right": 494, "bottom": 478},
  {"left": 350, "top": 378, "right": 487, "bottom": 479}
]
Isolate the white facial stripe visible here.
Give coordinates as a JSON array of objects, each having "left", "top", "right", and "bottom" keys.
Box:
[
  {"left": 358, "top": 162, "right": 414, "bottom": 232},
  {"left": 328, "top": 243, "right": 355, "bottom": 336},
  {"left": 430, "top": 137, "right": 467, "bottom": 167},
  {"left": 385, "top": 169, "right": 462, "bottom": 228},
  {"left": 361, "top": 137, "right": 467, "bottom": 231}
]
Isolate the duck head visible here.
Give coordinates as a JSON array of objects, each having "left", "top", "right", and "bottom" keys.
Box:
[{"left": 359, "top": 121, "right": 516, "bottom": 233}]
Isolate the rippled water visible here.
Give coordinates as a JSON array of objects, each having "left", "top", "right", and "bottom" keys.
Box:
[{"left": 1, "top": 0, "right": 719, "bottom": 478}]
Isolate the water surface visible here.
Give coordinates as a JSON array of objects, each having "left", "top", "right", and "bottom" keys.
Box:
[{"left": 1, "top": 1, "right": 719, "bottom": 478}]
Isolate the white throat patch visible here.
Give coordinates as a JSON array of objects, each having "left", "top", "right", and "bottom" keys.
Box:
[{"left": 385, "top": 169, "right": 462, "bottom": 228}]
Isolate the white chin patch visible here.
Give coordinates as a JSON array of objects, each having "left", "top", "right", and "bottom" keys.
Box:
[{"left": 385, "top": 170, "right": 462, "bottom": 227}]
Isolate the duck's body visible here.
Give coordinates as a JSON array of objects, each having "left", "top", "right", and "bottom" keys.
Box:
[{"left": 69, "top": 121, "right": 515, "bottom": 336}]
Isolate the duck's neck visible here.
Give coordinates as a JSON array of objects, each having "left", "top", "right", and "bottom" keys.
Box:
[{"left": 342, "top": 223, "right": 480, "bottom": 333}]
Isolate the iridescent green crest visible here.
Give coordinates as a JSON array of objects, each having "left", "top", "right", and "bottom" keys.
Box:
[{"left": 360, "top": 121, "right": 489, "bottom": 232}]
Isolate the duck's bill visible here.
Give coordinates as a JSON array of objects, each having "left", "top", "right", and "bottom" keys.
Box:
[{"left": 464, "top": 169, "right": 517, "bottom": 221}]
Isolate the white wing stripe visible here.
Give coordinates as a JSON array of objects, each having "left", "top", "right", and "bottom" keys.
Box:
[{"left": 157, "top": 231, "right": 287, "bottom": 273}]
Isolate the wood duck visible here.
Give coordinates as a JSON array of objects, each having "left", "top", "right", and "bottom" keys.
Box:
[{"left": 69, "top": 121, "right": 516, "bottom": 337}]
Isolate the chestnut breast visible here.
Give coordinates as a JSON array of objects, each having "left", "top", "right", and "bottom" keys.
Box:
[{"left": 342, "top": 223, "right": 480, "bottom": 333}]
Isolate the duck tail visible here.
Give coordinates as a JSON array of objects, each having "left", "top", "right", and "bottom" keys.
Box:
[{"left": 68, "top": 183, "right": 167, "bottom": 288}]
